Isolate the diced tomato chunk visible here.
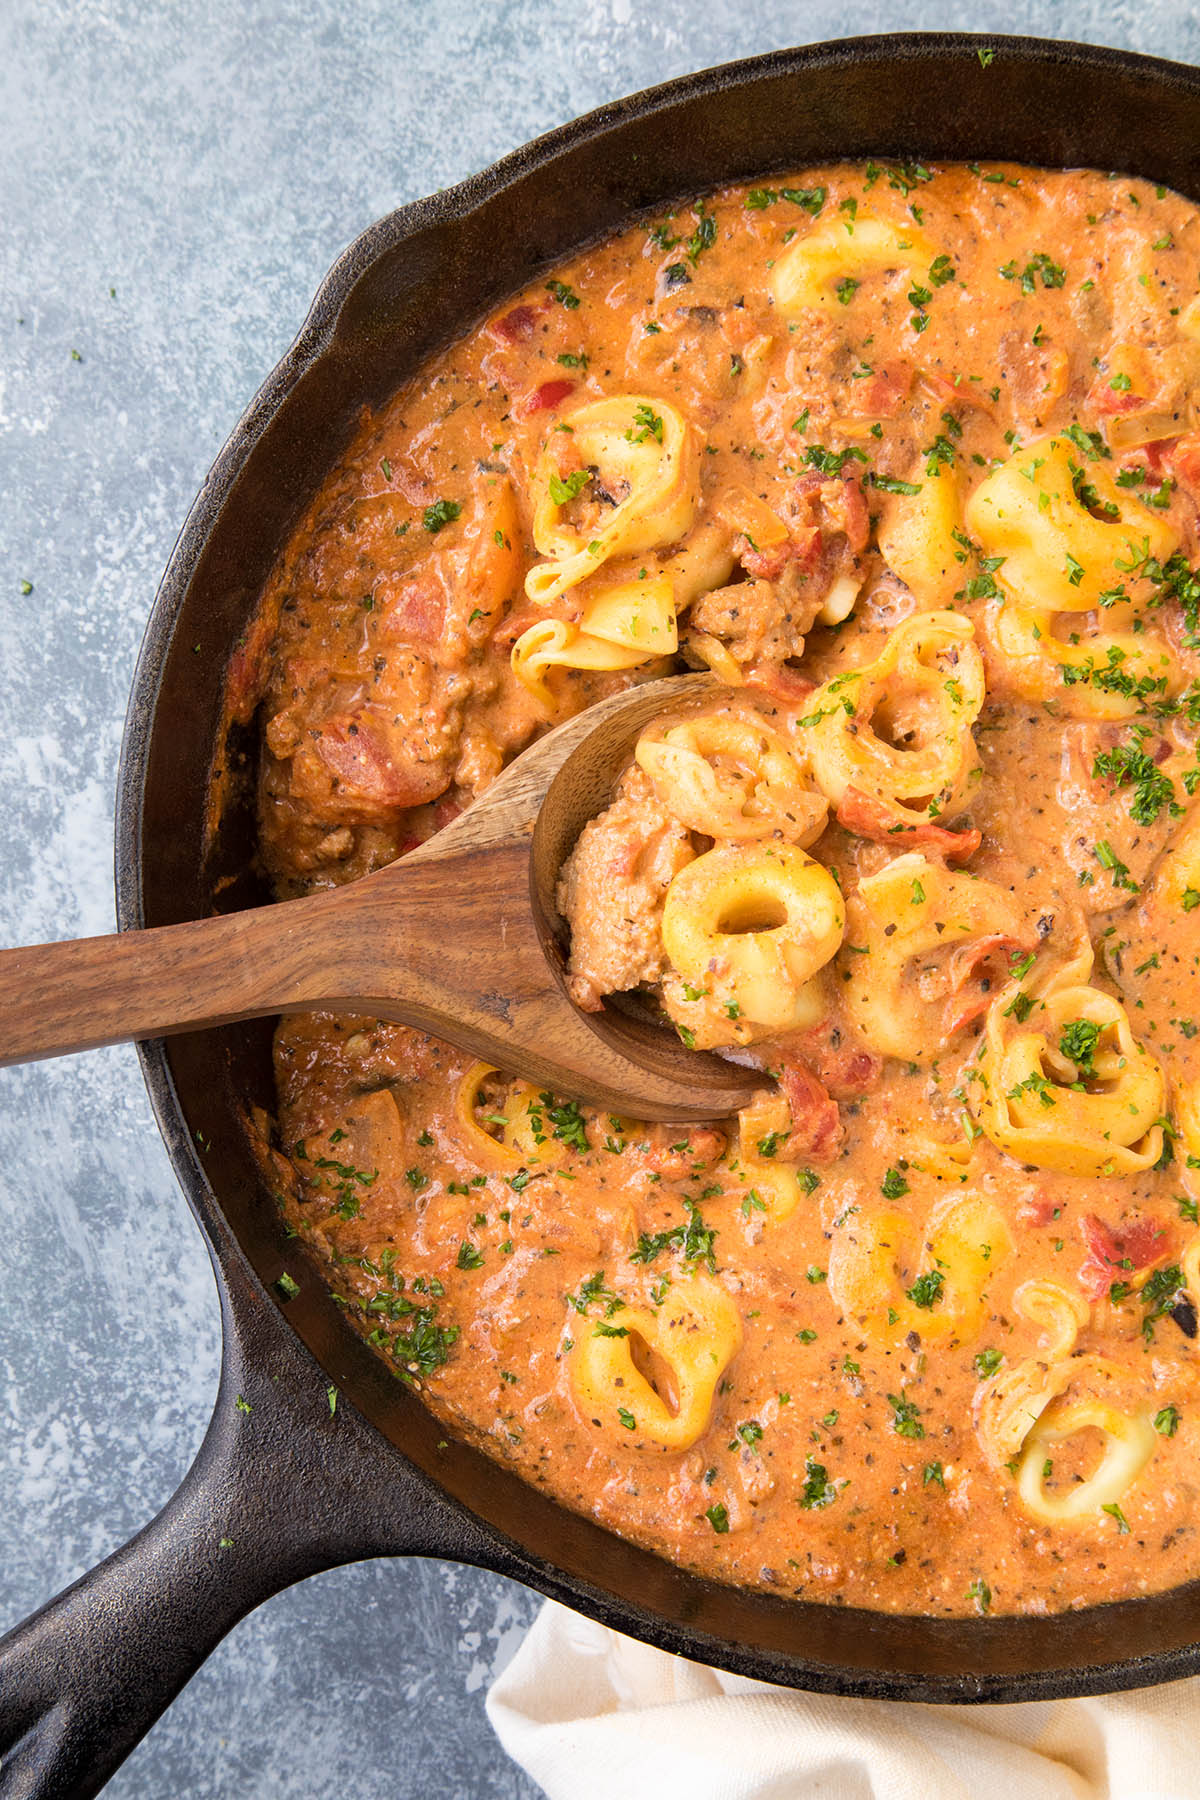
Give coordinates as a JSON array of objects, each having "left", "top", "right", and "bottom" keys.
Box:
[
  {"left": 836, "top": 787, "right": 981, "bottom": 864},
  {"left": 488, "top": 303, "right": 540, "bottom": 344},
  {"left": 377, "top": 575, "right": 446, "bottom": 646},
  {"left": 1167, "top": 431, "right": 1200, "bottom": 504},
  {"left": 792, "top": 472, "right": 869, "bottom": 555},
  {"left": 744, "top": 663, "right": 817, "bottom": 705},
  {"left": 225, "top": 610, "right": 275, "bottom": 725},
  {"left": 918, "top": 369, "right": 997, "bottom": 414},
  {"left": 315, "top": 714, "right": 450, "bottom": 811},
  {"left": 517, "top": 378, "right": 576, "bottom": 418},
  {"left": 642, "top": 1125, "right": 727, "bottom": 1179},
  {"left": 1018, "top": 1189, "right": 1058, "bottom": 1229},
  {"left": 736, "top": 527, "right": 821, "bottom": 582},
  {"left": 1087, "top": 374, "right": 1149, "bottom": 416},
  {"left": 856, "top": 359, "right": 913, "bottom": 418},
  {"left": 1077, "top": 1213, "right": 1173, "bottom": 1302},
  {"left": 945, "top": 932, "right": 1035, "bottom": 1034},
  {"left": 776, "top": 1058, "right": 842, "bottom": 1164},
  {"left": 788, "top": 1021, "right": 883, "bottom": 1099}
]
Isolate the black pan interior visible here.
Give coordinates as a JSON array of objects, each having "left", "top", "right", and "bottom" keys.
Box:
[{"left": 118, "top": 34, "right": 1200, "bottom": 1698}]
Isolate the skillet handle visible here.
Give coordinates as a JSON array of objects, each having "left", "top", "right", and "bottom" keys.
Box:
[{"left": 0, "top": 1253, "right": 479, "bottom": 1799}]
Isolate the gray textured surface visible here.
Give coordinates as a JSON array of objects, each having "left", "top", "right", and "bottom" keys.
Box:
[{"left": 2, "top": 3, "right": 1200, "bottom": 1796}]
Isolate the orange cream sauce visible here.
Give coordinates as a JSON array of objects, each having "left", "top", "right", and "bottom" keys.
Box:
[{"left": 240, "top": 164, "right": 1200, "bottom": 1616}]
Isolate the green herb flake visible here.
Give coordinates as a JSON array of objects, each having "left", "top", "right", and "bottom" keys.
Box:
[{"left": 422, "top": 498, "right": 462, "bottom": 534}]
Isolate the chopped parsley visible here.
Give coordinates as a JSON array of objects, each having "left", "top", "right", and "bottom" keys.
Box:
[
  {"left": 626, "top": 403, "right": 664, "bottom": 444},
  {"left": 686, "top": 211, "right": 717, "bottom": 264},
  {"left": 569, "top": 1271, "right": 625, "bottom": 1318},
  {"left": 799, "top": 1457, "right": 839, "bottom": 1509},
  {"left": 805, "top": 443, "right": 868, "bottom": 477},
  {"left": 870, "top": 473, "right": 923, "bottom": 496},
  {"left": 887, "top": 1393, "right": 925, "bottom": 1439},
  {"left": 538, "top": 1091, "right": 590, "bottom": 1153},
  {"left": 1001, "top": 251, "right": 1066, "bottom": 293},
  {"left": 1092, "top": 738, "right": 1179, "bottom": 826},
  {"left": 1094, "top": 839, "right": 1139, "bottom": 892},
  {"left": 906, "top": 1269, "right": 944, "bottom": 1310},
  {"left": 1140, "top": 1264, "right": 1185, "bottom": 1341},
  {"left": 549, "top": 469, "right": 590, "bottom": 505},
  {"left": 631, "top": 1201, "right": 718, "bottom": 1273},
  {"left": 1059, "top": 1018, "right": 1101, "bottom": 1076},
  {"left": 422, "top": 498, "right": 462, "bottom": 533},
  {"left": 967, "top": 1576, "right": 992, "bottom": 1614},
  {"left": 546, "top": 278, "right": 581, "bottom": 309}
]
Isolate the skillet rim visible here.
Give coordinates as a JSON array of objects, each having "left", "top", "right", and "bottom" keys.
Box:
[{"left": 116, "top": 29, "right": 1200, "bottom": 1702}]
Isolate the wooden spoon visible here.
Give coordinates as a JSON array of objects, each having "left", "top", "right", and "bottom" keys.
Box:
[{"left": 0, "top": 673, "right": 761, "bottom": 1121}]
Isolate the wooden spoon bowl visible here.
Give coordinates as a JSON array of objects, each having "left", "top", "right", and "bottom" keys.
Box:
[{"left": 0, "top": 674, "right": 760, "bottom": 1121}]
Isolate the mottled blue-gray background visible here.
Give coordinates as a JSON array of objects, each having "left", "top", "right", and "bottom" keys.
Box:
[{"left": 1, "top": 2, "right": 1198, "bottom": 1795}]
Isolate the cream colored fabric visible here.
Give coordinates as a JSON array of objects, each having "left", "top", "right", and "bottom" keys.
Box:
[{"left": 487, "top": 1599, "right": 1194, "bottom": 1799}]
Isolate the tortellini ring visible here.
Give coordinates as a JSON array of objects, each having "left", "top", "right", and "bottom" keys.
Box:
[
  {"left": 827, "top": 1192, "right": 1013, "bottom": 1348},
  {"left": 987, "top": 599, "right": 1179, "bottom": 720},
  {"left": 967, "top": 433, "right": 1181, "bottom": 718},
  {"left": 769, "top": 215, "right": 939, "bottom": 315},
  {"left": 800, "top": 611, "right": 984, "bottom": 827},
  {"left": 511, "top": 575, "right": 678, "bottom": 705},
  {"left": 841, "top": 852, "right": 1029, "bottom": 1063},
  {"left": 569, "top": 1273, "right": 743, "bottom": 1450},
  {"left": 1015, "top": 1391, "right": 1158, "bottom": 1526},
  {"left": 973, "top": 971, "right": 1165, "bottom": 1176},
  {"left": 454, "top": 1063, "right": 525, "bottom": 1168},
  {"left": 635, "top": 711, "right": 828, "bottom": 845},
  {"left": 966, "top": 433, "right": 1178, "bottom": 615},
  {"left": 525, "top": 395, "right": 701, "bottom": 605},
  {"left": 661, "top": 843, "right": 845, "bottom": 1036},
  {"left": 1012, "top": 1278, "right": 1090, "bottom": 1362}
]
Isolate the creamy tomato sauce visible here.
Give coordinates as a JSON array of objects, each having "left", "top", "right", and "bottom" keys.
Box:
[{"left": 234, "top": 164, "right": 1200, "bottom": 1617}]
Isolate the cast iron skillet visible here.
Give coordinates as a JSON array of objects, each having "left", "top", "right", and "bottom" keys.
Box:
[{"left": 5, "top": 31, "right": 1200, "bottom": 1798}]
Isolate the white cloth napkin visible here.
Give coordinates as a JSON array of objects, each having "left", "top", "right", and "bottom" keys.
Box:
[{"left": 487, "top": 1599, "right": 1199, "bottom": 1799}]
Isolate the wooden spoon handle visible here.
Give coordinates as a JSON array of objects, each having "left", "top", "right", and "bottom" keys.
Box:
[{"left": 0, "top": 897, "right": 327, "bottom": 1066}]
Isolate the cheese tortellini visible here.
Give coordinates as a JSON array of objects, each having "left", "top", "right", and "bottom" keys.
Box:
[
  {"left": 973, "top": 1284, "right": 1162, "bottom": 1527},
  {"left": 828, "top": 1191, "right": 1012, "bottom": 1349},
  {"left": 840, "top": 853, "right": 1029, "bottom": 1063},
  {"left": 971, "top": 951, "right": 1166, "bottom": 1176},
  {"left": 511, "top": 574, "right": 678, "bottom": 704},
  {"left": 455, "top": 1063, "right": 541, "bottom": 1169},
  {"left": 877, "top": 460, "right": 964, "bottom": 610},
  {"left": 800, "top": 610, "right": 984, "bottom": 830},
  {"left": 769, "top": 214, "right": 939, "bottom": 314},
  {"left": 967, "top": 434, "right": 1182, "bottom": 717},
  {"left": 660, "top": 842, "right": 845, "bottom": 1046},
  {"left": 569, "top": 1272, "right": 743, "bottom": 1450},
  {"left": 524, "top": 395, "right": 701, "bottom": 605},
  {"left": 979, "top": 1346, "right": 1159, "bottom": 1531},
  {"left": 635, "top": 705, "right": 828, "bottom": 845},
  {"left": 1015, "top": 1384, "right": 1159, "bottom": 1526}
]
